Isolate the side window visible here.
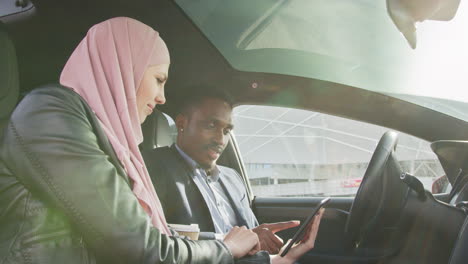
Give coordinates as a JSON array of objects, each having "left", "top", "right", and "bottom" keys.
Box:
[{"left": 232, "top": 105, "right": 447, "bottom": 197}]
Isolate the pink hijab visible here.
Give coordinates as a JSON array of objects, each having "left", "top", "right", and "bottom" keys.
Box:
[{"left": 60, "top": 17, "right": 171, "bottom": 235}]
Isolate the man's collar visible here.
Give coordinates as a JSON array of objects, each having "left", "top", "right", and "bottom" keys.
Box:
[
  {"left": 206, "top": 166, "right": 220, "bottom": 182},
  {"left": 175, "top": 144, "right": 220, "bottom": 181}
]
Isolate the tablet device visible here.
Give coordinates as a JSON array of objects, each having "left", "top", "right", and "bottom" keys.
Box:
[{"left": 280, "top": 197, "right": 330, "bottom": 257}]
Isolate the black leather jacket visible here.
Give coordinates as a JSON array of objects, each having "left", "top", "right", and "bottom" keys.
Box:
[{"left": 0, "top": 85, "right": 234, "bottom": 264}]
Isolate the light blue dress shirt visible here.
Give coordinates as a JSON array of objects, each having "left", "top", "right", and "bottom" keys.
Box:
[{"left": 175, "top": 144, "right": 239, "bottom": 235}]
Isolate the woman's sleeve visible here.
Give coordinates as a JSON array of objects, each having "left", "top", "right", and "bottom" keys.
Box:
[{"left": 2, "top": 87, "right": 234, "bottom": 264}]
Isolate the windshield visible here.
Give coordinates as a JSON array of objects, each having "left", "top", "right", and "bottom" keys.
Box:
[{"left": 176, "top": 0, "right": 468, "bottom": 121}]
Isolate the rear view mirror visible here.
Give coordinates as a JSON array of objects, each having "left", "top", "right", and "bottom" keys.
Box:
[{"left": 386, "top": 0, "right": 461, "bottom": 49}]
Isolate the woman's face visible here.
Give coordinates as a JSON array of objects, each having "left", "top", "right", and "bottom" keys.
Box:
[{"left": 136, "top": 64, "right": 169, "bottom": 124}]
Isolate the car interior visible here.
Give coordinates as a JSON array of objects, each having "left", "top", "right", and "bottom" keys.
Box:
[{"left": 1, "top": 0, "right": 468, "bottom": 263}]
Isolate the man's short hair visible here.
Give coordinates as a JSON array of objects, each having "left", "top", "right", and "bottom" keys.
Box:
[{"left": 177, "top": 84, "right": 234, "bottom": 116}]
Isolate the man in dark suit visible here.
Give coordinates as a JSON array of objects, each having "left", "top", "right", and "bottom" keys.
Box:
[{"left": 143, "top": 87, "right": 299, "bottom": 254}]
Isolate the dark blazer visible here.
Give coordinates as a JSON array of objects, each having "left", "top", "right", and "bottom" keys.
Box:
[{"left": 143, "top": 144, "right": 259, "bottom": 239}]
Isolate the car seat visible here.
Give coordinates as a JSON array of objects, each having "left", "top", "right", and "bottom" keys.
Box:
[
  {"left": 448, "top": 217, "right": 468, "bottom": 264},
  {"left": 141, "top": 110, "right": 176, "bottom": 150},
  {"left": 0, "top": 22, "right": 19, "bottom": 138}
]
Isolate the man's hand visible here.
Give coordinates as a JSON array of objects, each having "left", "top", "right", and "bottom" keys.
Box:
[
  {"left": 252, "top": 221, "right": 300, "bottom": 254},
  {"left": 223, "top": 226, "right": 261, "bottom": 259}
]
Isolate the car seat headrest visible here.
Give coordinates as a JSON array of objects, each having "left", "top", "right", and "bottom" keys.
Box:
[{"left": 141, "top": 110, "right": 176, "bottom": 150}]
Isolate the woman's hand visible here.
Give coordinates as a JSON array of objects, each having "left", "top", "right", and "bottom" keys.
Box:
[
  {"left": 223, "top": 226, "right": 261, "bottom": 258},
  {"left": 271, "top": 209, "right": 324, "bottom": 264}
]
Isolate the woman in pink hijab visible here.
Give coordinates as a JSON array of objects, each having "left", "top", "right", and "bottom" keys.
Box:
[{"left": 0, "top": 17, "right": 321, "bottom": 264}]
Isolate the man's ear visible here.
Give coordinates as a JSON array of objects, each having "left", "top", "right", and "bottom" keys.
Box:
[{"left": 175, "top": 114, "right": 187, "bottom": 132}]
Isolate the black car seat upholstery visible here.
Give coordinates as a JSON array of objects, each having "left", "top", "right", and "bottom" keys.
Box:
[
  {"left": 0, "top": 22, "right": 19, "bottom": 138},
  {"left": 448, "top": 216, "right": 468, "bottom": 264}
]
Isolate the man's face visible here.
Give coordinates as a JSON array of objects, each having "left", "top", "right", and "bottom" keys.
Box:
[{"left": 177, "top": 97, "right": 234, "bottom": 170}]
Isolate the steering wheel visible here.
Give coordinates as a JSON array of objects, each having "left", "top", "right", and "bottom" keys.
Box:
[{"left": 345, "top": 131, "right": 406, "bottom": 248}]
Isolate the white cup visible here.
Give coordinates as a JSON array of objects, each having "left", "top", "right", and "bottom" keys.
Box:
[{"left": 168, "top": 224, "right": 200, "bottom": 240}]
